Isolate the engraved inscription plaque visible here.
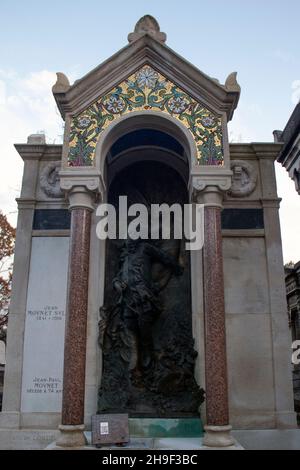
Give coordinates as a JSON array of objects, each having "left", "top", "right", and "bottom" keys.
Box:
[{"left": 91, "top": 414, "right": 129, "bottom": 446}]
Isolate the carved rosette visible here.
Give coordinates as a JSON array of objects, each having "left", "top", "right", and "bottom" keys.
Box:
[
  {"left": 40, "top": 161, "right": 64, "bottom": 198},
  {"left": 227, "top": 160, "right": 257, "bottom": 197}
]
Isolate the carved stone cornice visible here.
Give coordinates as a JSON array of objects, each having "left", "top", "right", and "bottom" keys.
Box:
[
  {"left": 260, "top": 198, "right": 282, "bottom": 209},
  {"left": 15, "top": 198, "right": 36, "bottom": 210},
  {"left": 229, "top": 142, "right": 283, "bottom": 161},
  {"left": 14, "top": 143, "right": 62, "bottom": 162}
]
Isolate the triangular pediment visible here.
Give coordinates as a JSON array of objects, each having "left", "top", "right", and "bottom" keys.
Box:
[
  {"left": 53, "top": 33, "right": 240, "bottom": 121},
  {"left": 54, "top": 17, "right": 240, "bottom": 168}
]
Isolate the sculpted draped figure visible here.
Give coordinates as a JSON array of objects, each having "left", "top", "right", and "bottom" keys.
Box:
[
  {"left": 98, "top": 238, "right": 204, "bottom": 415},
  {"left": 98, "top": 162, "right": 204, "bottom": 416},
  {"left": 112, "top": 238, "right": 183, "bottom": 379}
]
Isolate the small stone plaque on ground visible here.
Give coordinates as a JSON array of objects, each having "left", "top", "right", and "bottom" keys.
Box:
[{"left": 91, "top": 414, "right": 129, "bottom": 446}]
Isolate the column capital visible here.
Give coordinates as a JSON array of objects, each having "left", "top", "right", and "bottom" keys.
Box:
[
  {"left": 67, "top": 186, "right": 96, "bottom": 211},
  {"left": 59, "top": 168, "right": 105, "bottom": 211},
  {"left": 191, "top": 172, "right": 232, "bottom": 208},
  {"left": 192, "top": 184, "right": 226, "bottom": 208}
]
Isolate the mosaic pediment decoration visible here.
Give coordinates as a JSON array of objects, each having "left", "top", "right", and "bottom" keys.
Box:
[{"left": 68, "top": 66, "right": 223, "bottom": 166}]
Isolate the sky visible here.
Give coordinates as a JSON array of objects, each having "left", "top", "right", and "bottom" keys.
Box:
[{"left": 0, "top": 0, "right": 299, "bottom": 262}]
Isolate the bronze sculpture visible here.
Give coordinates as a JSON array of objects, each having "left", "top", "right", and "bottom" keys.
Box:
[{"left": 98, "top": 238, "right": 204, "bottom": 416}]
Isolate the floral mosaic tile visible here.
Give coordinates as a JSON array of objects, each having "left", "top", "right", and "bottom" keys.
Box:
[{"left": 68, "top": 65, "right": 223, "bottom": 166}]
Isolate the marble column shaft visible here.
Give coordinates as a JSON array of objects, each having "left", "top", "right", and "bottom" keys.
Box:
[
  {"left": 61, "top": 208, "right": 91, "bottom": 425},
  {"left": 203, "top": 206, "right": 229, "bottom": 426}
]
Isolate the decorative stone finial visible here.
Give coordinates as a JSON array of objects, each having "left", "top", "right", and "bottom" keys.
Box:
[
  {"left": 225, "top": 72, "right": 241, "bottom": 92},
  {"left": 52, "top": 72, "right": 70, "bottom": 93},
  {"left": 273, "top": 130, "right": 283, "bottom": 143},
  {"left": 128, "top": 15, "right": 167, "bottom": 43},
  {"left": 27, "top": 133, "right": 46, "bottom": 145}
]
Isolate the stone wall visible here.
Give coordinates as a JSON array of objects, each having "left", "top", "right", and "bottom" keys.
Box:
[{"left": 223, "top": 143, "right": 296, "bottom": 429}]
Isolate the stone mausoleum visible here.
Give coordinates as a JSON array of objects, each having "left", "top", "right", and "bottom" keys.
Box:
[{"left": 0, "top": 16, "right": 298, "bottom": 450}]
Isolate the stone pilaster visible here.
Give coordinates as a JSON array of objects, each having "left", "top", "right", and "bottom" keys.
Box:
[{"left": 0, "top": 137, "right": 43, "bottom": 429}]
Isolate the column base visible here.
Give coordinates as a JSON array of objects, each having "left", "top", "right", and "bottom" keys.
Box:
[
  {"left": 54, "top": 424, "right": 88, "bottom": 448},
  {"left": 202, "top": 425, "right": 238, "bottom": 448}
]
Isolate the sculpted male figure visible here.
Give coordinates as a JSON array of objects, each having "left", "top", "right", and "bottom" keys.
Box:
[{"left": 113, "top": 238, "right": 183, "bottom": 378}]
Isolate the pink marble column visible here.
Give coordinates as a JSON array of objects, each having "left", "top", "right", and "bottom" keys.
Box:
[
  {"left": 201, "top": 188, "right": 234, "bottom": 447},
  {"left": 203, "top": 206, "right": 229, "bottom": 425},
  {"left": 61, "top": 207, "right": 91, "bottom": 425},
  {"left": 56, "top": 187, "right": 94, "bottom": 448}
]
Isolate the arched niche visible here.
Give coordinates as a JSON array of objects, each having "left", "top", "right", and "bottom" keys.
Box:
[
  {"left": 96, "top": 122, "right": 204, "bottom": 417},
  {"left": 94, "top": 111, "right": 198, "bottom": 179}
]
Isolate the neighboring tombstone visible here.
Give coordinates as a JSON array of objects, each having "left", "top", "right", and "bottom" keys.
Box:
[
  {"left": 91, "top": 414, "right": 129, "bottom": 447},
  {"left": 0, "top": 341, "right": 5, "bottom": 365}
]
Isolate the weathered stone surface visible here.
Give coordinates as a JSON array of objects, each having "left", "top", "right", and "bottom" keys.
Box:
[
  {"left": 0, "top": 429, "right": 59, "bottom": 450},
  {"left": 21, "top": 237, "right": 69, "bottom": 413},
  {"left": 223, "top": 237, "right": 269, "bottom": 315},
  {"left": 226, "top": 314, "right": 275, "bottom": 428}
]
